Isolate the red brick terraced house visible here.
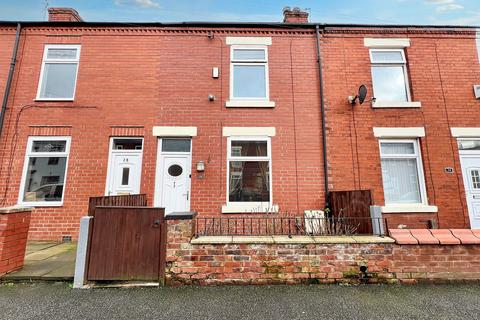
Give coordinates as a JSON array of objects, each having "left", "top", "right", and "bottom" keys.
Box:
[{"left": 0, "top": 7, "right": 479, "bottom": 241}]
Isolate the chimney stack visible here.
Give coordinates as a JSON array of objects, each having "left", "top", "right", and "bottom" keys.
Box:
[
  {"left": 283, "top": 7, "right": 309, "bottom": 23},
  {"left": 48, "top": 8, "right": 83, "bottom": 22}
]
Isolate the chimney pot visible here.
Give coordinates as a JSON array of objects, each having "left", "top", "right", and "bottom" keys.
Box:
[
  {"left": 283, "top": 6, "right": 309, "bottom": 23},
  {"left": 48, "top": 8, "right": 83, "bottom": 22}
]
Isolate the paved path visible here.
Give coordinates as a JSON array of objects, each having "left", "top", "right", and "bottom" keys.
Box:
[
  {"left": 3, "top": 242, "right": 76, "bottom": 281},
  {"left": 0, "top": 283, "right": 479, "bottom": 319}
]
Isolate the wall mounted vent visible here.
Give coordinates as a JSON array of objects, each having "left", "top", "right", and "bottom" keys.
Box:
[{"left": 474, "top": 85, "right": 480, "bottom": 99}]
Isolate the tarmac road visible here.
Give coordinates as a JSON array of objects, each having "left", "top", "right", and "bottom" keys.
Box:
[{"left": 0, "top": 282, "right": 479, "bottom": 320}]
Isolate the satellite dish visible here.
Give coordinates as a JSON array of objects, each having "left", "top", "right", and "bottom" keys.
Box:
[{"left": 358, "top": 85, "right": 367, "bottom": 104}]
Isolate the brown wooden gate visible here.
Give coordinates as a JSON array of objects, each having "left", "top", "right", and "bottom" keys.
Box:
[
  {"left": 329, "top": 190, "right": 373, "bottom": 234},
  {"left": 87, "top": 206, "right": 166, "bottom": 282}
]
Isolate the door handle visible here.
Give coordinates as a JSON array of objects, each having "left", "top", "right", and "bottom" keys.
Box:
[{"left": 152, "top": 219, "right": 161, "bottom": 228}]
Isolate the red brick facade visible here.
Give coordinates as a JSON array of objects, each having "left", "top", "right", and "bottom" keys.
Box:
[
  {"left": 0, "top": 209, "right": 31, "bottom": 276},
  {"left": 322, "top": 28, "right": 480, "bottom": 229},
  {"left": 0, "top": 12, "right": 479, "bottom": 240}
]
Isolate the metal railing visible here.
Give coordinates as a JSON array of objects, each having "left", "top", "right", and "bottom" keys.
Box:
[{"left": 194, "top": 216, "right": 386, "bottom": 237}]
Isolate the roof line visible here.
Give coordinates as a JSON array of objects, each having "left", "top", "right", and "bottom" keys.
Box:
[{"left": 0, "top": 21, "right": 477, "bottom": 29}]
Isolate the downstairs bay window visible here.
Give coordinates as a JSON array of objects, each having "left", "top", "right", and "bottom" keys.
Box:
[
  {"left": 224, "top": 137, "right": 274, "bottom": 213},
  {"left": 19, "top": 137, "right": 71, "bottom": 206}
]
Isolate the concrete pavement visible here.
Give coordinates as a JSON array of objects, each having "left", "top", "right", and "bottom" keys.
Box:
[
  {"left": 0, "top": 283, "right": 479, "bottom": 319},
  {"left": 2, "top": 242, "right": 76, "bottom": 281}
]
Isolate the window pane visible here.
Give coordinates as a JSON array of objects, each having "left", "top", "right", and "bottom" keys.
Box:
[
  {"left": 32, "top": 140, "right": 66, "bottom": 153},
  {"left": 23, "top": 157, "right": 67, "bottom": 202},
  {"left": 233, "top": 65, "right": 266, "bottom": 98},
  {"left": 231, "top": 141, "right": 267, "bottom": 157},
  {"left": 233, "top": 49, "right": 265, "bottom": 60},
  {"left": 229, "top": 161, "right": 270, "bottom": 202},
  {"left": 47, "top": 48, "right": 77, "bottom": 60},
  {"left": 162, "top": 139, "right": 191, "bottom": 152},
  {"left": 458, "top": 140, "right": 480, "bottom": 151},
  {"left": 372, "top": 66, "right": 408, "bottom": 102},
  {"left": 113, "top": 139, "right": 142, "bottom": 150},
  {"left": 381, "top": 142, "right": 415, "bottom": 155},
  {"left": 371, "top": 50, "right": 404, "bottom": 63},
  {"left": 121, "top": 167, "right": 130, "bottom": 185},
  {"left": 381, "top": 158, "right": 421, "bottom": 204},
  {"left": 40, "top": 63, "right": 77, "bottom": 99}
]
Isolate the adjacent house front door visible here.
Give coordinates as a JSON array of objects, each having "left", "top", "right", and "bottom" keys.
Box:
[
  {"left": 106, "top": 138, "right": 143, "bottom": 196},
  {"left": 459, "top": 152, "right": 480, "bottom": 229},
  {"left": 154, "top": 138, "right": 192, "bottom": 214}
]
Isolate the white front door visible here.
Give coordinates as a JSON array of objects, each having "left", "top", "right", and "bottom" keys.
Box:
[
  {"left": 460, "top": 155, "right": 480, "bottom": 229},
  {"left": 106, "top": 138, "right": 143, "bottom": 196},
  {"left": 154, "top": 139, "right": 192, "bottom": 214}
]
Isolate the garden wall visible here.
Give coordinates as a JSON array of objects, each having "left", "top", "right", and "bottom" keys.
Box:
[{"left": 166, "top": 219, "right": 480, "bottom": 285}]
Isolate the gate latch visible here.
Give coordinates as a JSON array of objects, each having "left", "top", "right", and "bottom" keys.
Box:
[{"left": 153, "top": 219, "right": 161, "bottom": 228}]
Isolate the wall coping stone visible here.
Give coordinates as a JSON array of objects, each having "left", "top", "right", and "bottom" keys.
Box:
[
  {"left": 190, "top": 235, "right": 395, "bottom": 245},
  {"left": 165, "top": 212, "right": 198, "bottom": 220},
  {"left": 0, "top": 206, "right": 33, "bottom": 215}
]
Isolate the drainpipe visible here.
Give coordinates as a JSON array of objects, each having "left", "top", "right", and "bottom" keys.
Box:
[
  {"left": 315, "top": 24, "right": 329, "bottom": 208},
  {"left": 0, "top": 23, "right": 21, "bottom": 140}
]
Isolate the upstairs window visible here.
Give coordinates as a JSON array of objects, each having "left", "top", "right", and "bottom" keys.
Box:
[
  {"left": 370, "top": 49, "right": 410, "bottom": 103},
  {"left": 37, "top": 45, "right": 81, "bottom": 100},
  {"left": 230, "top": 46, "right": 269, "bottom": 100}
]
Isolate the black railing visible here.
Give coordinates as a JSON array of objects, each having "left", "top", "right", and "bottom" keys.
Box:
[{"left": 194, "top": 216, "right": 386, "bottom": 237}]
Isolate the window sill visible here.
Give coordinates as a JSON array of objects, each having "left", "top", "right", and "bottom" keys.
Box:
[
  {"left": 372, "top": 101, "right": 422, "bottom": 108},
  {"left": 222, "top": 203, "right": 279, "bottom": 214},
  {"left": 34, "top": 98, "right": 74, "bottom": 102},
  {"left": 226, "top": 100, "right": 275, "bottom": 108},
  {"left": 381, "top": 205, "right": 438, "bottom": 213},
  {"left": 17, "top": 201, "right": 63, "bottom": 207}
]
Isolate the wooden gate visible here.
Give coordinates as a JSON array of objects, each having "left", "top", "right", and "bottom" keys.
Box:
[
  {"left": 87, "top": 206, "right": 166, "bottom": 282},
  {"left": 329, "top": 190, "right": 373, "bottom": 234}
]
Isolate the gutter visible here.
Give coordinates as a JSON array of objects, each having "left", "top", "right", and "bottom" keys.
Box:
[
  {"left": 0, "top": 23, "right": 21, "bottom": 139},
  {"left": 315, "top": 24, "right": 329, "bottom": 208}
]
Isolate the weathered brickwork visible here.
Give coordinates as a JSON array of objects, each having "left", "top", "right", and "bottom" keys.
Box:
[
  {"left": 0, "top": 210, "right": 31, "bottom": 276},
  {"left": 166, "top": 219, "right": 480, "bottom": 285}
]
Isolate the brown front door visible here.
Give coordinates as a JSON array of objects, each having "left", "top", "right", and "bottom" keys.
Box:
[{"left": 87, "top": 207, "right": 165, "bottom": 281}]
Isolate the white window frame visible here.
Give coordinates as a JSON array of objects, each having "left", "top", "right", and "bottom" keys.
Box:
[
  {"left": 18, "top": 136, "right": 71, "bottom": 207},
  {"left": 36, "top": 44, "right": 81, "bottom": 101},
  {"left": 369, "top": 48, "right": 412, "bottom": 104},
  {"left": 224, "top": 136, "right": 274, "bottom": 213},
  {"left": 457, "top": 138, "right": 480, "bottom": 155},
  {"left": 379, "top": 139, "right": 428, "bottom": 206},
  {"left": 227, "top": 45, "right": 275, "bottom": 107}
]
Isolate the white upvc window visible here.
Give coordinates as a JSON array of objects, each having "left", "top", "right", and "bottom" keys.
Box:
[
  {"left": 226, "top": 45, "right": 275, "bottom": 108},
  {"left": 370, "top": 49, "right": 411, "bottom": 103},
  {"left": 19, "top": 136, "right": 71, "bottom": 206},
  {"left": 225, "top": 136, "right": 273, "bottom": 212},
  {"left": 36, "top": 44, "right": 81, "bottom": 101},
  {"left": 379, "top": 139, "right": 427, "bottom": 205}
]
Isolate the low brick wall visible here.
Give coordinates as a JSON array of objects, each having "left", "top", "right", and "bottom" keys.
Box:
[
  {"left": 0, "top": 207, "right": 32, "bottom": 276},
  {"left": 166, "top": 219, "right": 480, "bottom": 285}
]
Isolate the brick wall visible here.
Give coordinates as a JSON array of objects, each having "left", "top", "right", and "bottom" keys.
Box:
[
  {"left": 166, "top": 219, "right": 480, "bottom": 285},
  {"left": 0, "top": 210, "right": 31, "bottom": 276},
  {"left": 322, "top": 28, "right": 480, "bottom": 229},
  {"left": 0, "top": 26, "right": 324, "bottom": 240},
  {"left": 0, "top": 23, "right": 479, "bottom": 241}
]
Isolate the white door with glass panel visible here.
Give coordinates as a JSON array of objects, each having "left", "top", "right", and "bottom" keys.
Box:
[
  {"left": 106, "top": 138, "right": 143, "bottom": 196},
  {"left": 154, "top": 139, "right": 192, "bottom": 215},
  {"left": 458, "top": 139, "right": 480, "bottom": 229}
]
